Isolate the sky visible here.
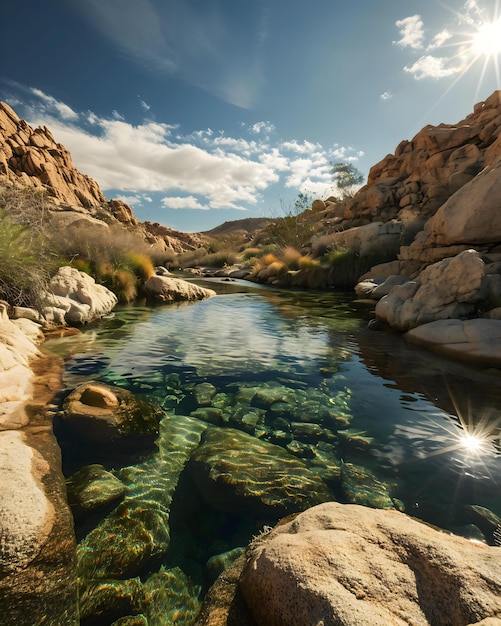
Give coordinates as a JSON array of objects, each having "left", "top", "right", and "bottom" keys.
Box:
[{"left": 1, "top": 0, "right": 501, "bottom": 233}]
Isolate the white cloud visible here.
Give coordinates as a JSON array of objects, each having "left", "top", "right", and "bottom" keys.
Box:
[
  {"left": 281, "top": 139, "right": 321, "bottom": 154},
  {"left": 138, "top": 96, "right": 151, "bottom": 112},
  {"left": 395, "top": 15, "right": 425, "bottom": 49},
  {"left": 249, "top": 121, "right": 276, "bottom": 135},
  {"left": 115, "top": 194, "right": 144, "bottom": 206},
  {"left": 427, "top": 29, "right": 452, "bottom": 50},
  {"left": 30, "top": 88, "right": 78, "bottom": 120},
  {"left": 112, "top": 110, "right": 124, "bottom": 120},
  {"left": 404, "top": 55, "right": 462, "bottom": 79},
  {"left": 17, "top": 88, "right": 364, "bottom": 213},
  {"left": 395, "top": 3, "right": 497, "bottom": 83},
  {"left": 380, "top": 91, "right": 392, "bottom": 101},
  {"left": 161, "top": 195, "right": 209, "bottom": 210}
]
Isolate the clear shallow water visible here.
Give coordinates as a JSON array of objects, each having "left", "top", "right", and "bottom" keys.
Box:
[{"left": 47, "top": 278, "right": 501, "bottom": 623}]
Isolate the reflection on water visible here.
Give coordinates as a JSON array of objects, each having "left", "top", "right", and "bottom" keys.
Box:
[{"left": 46, "top": 279, "right": 501, "bottom": 622}]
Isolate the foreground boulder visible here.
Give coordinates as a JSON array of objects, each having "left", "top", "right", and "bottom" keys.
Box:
[
  {"left": 0, "top": 314, "right": 78, "bottom": 624},
  {"left": 145, "top": 275, "right": 216, "bottom": 302},
  {"left": 197, "top": 502, "right": 501, "bottom": 626}
]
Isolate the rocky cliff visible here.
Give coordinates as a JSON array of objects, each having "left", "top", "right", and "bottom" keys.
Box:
[
  {"left": 0, "top": 101, "right": 205, "bottom": 253},
  {"left": 341, "top": 90, "right": 501, "bottom": 365},
  {"left": 343, "top": 90, "right": 501, "bottom": 233}
]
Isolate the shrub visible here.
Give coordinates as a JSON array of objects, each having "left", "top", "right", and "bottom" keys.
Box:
[
  {"left": 325, "top": 246, "right": 374, "bottom": 289},
  {"left": 124, "top": 253, "right": 155, "bottom": 281},
  {"left": 0, "top": 210, "right": 54, "bottom": 307},
  {"left": 281, "top": 246, "right": 302, "bottom": 269},
  {"left": 297, "top": 255, "right": 320, "bottom": 270},
  {"left": 203, "top": 250, "right": 238, "bottom": 268}
]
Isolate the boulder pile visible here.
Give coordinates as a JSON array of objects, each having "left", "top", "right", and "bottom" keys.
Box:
[{"left": 348, "top": 91, "right": 501, "bottom": 366}]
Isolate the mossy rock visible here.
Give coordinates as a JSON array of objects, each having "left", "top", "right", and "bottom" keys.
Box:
[
  {"left": 66, "top": 463, "right": 126, "bottom": 521},
  {"left": 188, "top": 427, "right": 335, "bottom": 517},
  {"left": 61, "top": 382, "right": 161, "bottom": 447}
]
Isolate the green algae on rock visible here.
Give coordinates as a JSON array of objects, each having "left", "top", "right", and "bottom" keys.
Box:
[
  {"left": 61, "top": 382, "right": 162, "bottom": 448},
  {"left": 188, "top": 427, "right": 335, "bottom": 516},
  {"left": 341, "top": 462, "right": 398, "bottom": 510},
  {"left": 66, "top": 463, "right": 126, "bottom": 521},
  {"left": 77, "top": 414, "right": 207, "bottom": 620}
]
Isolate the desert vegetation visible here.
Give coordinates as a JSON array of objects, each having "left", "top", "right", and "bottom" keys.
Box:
[
  {"left": 0, "top": 185, "right": 163, "bottom": 305},
  {"left": 0, "top": 156, "right": 395, "bottom": 308}
]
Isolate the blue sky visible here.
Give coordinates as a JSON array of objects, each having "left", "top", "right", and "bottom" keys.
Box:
[{"left": 1, "top": 0, "right": 500, "bottom": 232}]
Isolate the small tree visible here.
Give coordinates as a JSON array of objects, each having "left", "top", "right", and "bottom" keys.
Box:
[{"left": 332, "top": 162, "right": 364, "bottom": 199}]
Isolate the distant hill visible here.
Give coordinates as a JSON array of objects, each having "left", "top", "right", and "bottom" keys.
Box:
[{"left": 203, "top": 217, "right": 273, "bottom": 237}]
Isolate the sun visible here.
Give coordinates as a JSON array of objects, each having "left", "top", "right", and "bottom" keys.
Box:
[{"left": 471, "top": 17, "right": 501, "bottom": 57}]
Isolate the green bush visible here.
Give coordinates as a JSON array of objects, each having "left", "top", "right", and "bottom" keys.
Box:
[{"left": 0, "top": 210, "right": 54, "bottom": 307}]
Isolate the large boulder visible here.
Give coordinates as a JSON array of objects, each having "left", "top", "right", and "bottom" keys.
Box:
[
  {"left": 405, "top": 318, "right": 501, "bottom": 367},
  {"left": 416, "top": 160, "right": 501, "bottom": 250},
  {"left": 45, "top": 265, "right": 118, "bottom": 325},
  {"left": 325, "top": 221, "right": 402, "bottom": 256},
  {"left": 0, "top": 330, "right": 79, "bottom": 625},
  {"left": 197, "top": 502, "right": 501, "bottom": 626},
  {"left": 144, "top": 275, "right": 216, "bottom": 302},
  {"left": 0, "top": 302, "right": 42, "bottom": 428},
  {"left": 375, "top": 250, "right": 487, "bottom": 331}
]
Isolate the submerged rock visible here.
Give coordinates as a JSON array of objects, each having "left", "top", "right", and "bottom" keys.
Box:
[
  {"left": 188, "top": 427, "right": 334, "bottom": 516},
  {"left": 465, "top": 504, "right": 501, "bottom": 546},
  {"left": 66, "top": 464, "right": 126, "bottom": 521},
  {"left": 206, "top": 547, "right": 246, "bottom": 584},
  {"left": 233, "top": 502, "right": 501, "bottom": 626},
  {"left": 77, "top": 414, "right": 207, "bottom": 611},
  {"left": 61, "top": 382, "right": 161, "bottom": 448},
  {"left": 341, "top": 462, "right": 397, "bottom": 510}
]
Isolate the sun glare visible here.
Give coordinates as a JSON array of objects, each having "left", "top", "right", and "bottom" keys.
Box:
[
  {"left": 460, "top": 433, "right": 485, "bottom": 454},
  {"left": 471, "top": 18, "right": 501, "bottom": 57}
]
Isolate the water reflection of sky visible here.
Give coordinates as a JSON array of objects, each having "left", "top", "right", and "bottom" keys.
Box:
[{"left": 99, "top": 294, "right": 345, "bottom": 379}]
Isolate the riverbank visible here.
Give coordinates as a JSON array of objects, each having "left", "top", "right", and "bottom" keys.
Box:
[{"left": 0, "top": 306, "right": 79, "bottom": 624}]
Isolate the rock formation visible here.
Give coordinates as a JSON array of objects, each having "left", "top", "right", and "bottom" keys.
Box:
[
  {"left": 340, "top": 91, "right": 501, "bottom": 366},
  {"left": 197, "top": 502, "right": 501, "bottom": 626},
  {"left": 344, "top": 90, "right": 501, "bottom": 232},
  {"left": 0, "top": 303, "right": 78, "bottom": 624},
  {"left": 0, "top": 100, "right": 206, "bottom": 254}
]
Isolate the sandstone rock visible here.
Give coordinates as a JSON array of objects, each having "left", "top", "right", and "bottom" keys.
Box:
[
  {"left": 47, "top": 265, "right": 118, "bottom": 324},
  {"left": 61, "top": 382, "right": 160, "bottom": 447},
  {"left": 375, "top": 250, "right": 486, "bottom": 331},
  {"left": 0, "top": 102, "right": 107, "bottom": 207},
  {"left": 144, "top": 275, "right": 216, "bottom": 302},
  {"left": 327, "top": 220, "right": 402, "bottom": 256},
  {"left": 354, "top": 274, "right": 408, "bottom": 300},
  {"left": 235, "top": 503, "right": 501, "bottom": 626},
  {"left": 419, "top": 161, "right": 501, "bottom": 248},
  {"left": 405, "top": 318, "right": 501, "bottom": 367},
  {"left": 311, "top": 198, "right": 326, "bottom": 211},
  {"left": 0, "top": 425, "right": 78, "bottom": 624},
  {"left": 0, "top": 303, "right": 42, "bottom": 428},
  {"left": 0, "top": 430, "right": 54, "bottom": 575}
]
